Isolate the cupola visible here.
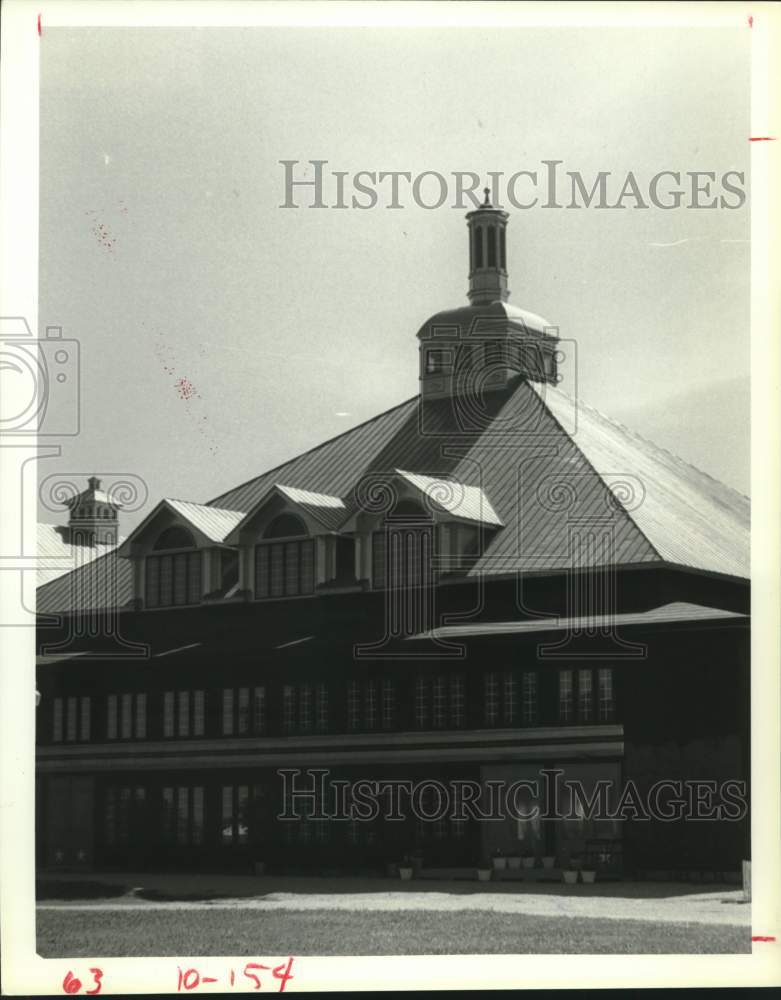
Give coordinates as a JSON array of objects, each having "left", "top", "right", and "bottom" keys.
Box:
[
  {"left": 64, "top": 476, "right": 122, "bottom": 547},
  {"left": 417, "top": 193, "right": 560, "bottom": 403}
]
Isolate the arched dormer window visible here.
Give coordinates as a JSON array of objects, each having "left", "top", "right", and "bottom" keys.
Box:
[
  {"left": 145, "top": 524, "right": 201, "bottom": 609},
  {"left": 255, "top": 513, "right": 314, "bottom": 599}
]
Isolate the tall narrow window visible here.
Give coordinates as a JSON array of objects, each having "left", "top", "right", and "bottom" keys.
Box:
[
  {"left": 222, "top": 688, "right": 234, "bottom": 735},
  {"left": 365, "top": 679, "right": 377, "bottom": 730},
  {"left": 193, "top": 690, "right": 205, "bottom": 736},
  {"left": 559, "top": 670, "right": 574, "bottom": 722},
  {"left": 315, "top": 684, "right": 328, "bottom": 733},
  {"left": 52, "top": 698, "right": 63, "bottom": 743},
  {"left": 254, "top": 687, "right": 267, "bottom": 733},
  {"left": 107, "top": 694, "right": 118, "bottom": 740},
  {"left": 487, "top": 226, "right": 497, "bottom": 267},
  {"left": 415, "top": 676, "right": 430, "bottom": 729},
  {"left": 66, "top": 697, "right": 78, "bottom": 742},
  {"left": 484, "top": 673, "right": 499, "bottom": 725},
  {"left": 450, "top": 674, "right": 465, "bottom": 728},
  {"left": 521, "top": 672, "right": 538, "bottom": 725},
  {"left": 598, "top": 668, "right": 615, "bottom": 721},
  {"left": 347, "top": 681, "right": 361, "bottom": 731},
  {"left": 578, "top": 669, "right": 593, "bottom": 722},
  {"left": 381, "top": 679, "right": 396, "bottom": 730},
  {"left": 164, "top": 692, "right": 175, "bottom": 737},
  {"left": 237, "top": 687, "right": 250, "bottom": 735},
  {"left": 499, "top": 226, "right": 506, "bottom": 269},
  {"left": 432, "top": 676, "right": 447, "bottom": 729},
  {"left": 79, "top": 697, "right": 91, "bottom": 741},
  {"left": 121, "top": 693, "right": 133, "bottom": 739},
  {"left": 177, "top": 691, "right": 190, "bottom": 737},
  {"left": 134, "top": 693, "right": 146, "bottom": 739},
  {"left": 282, "top": 685, "right": 296, "bottom": 733},
  {"left": 299, "top": 683, "right": 313, "bottom": 733},
  {"left": 222, "top": 785, "right": 251, "bottom": 846},
  {"left": 474, "top": 226, "right": 483, "bottom": 268},
  {"left": 503, "top": 672, "right": 517, "bottom": 725}
]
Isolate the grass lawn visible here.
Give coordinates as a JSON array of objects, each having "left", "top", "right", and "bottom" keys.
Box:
[{"left": 36, "top": 908, "right": 749, "bottom": 956}]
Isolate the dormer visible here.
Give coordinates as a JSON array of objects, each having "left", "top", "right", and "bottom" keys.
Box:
[
  {"left": 118, "top": 499, "right": 244, "bottom": 609},
  {"left": 224, "top": 484, "right": 356, "bottom": 599},
  {"left": 341, "top": 469, "right": 503, "bottom": 588}
]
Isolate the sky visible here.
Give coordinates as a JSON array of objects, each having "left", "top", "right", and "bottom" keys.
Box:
[{"left": 39, "top": 25, "right": 750, "bottom": 531}]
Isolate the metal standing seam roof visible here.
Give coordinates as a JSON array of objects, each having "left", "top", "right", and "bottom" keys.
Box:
[
  {"left": 411, "top": 601, "right": 748, "bottom": 640},
  {"left": 36, "top": 546, "right": 134, "bottom": 614},
  {"left": 164, "top": 499, "right": 246, "bottom": 544},
  {"left": 36, "top": 523, "right": 125, "bottom": 588},
  {"left": 395, "top": 469, "right": 504, "bottom": 526},
  {"left": 203, "top": 378, "right": 749, "bottom": 581}
]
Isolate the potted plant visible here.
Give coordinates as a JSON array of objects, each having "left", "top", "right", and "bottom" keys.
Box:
[
  {"left": 581, "top": 868, "right": 597, "bottom": 884},
  {"left": 562, "top": 864, "right": 579, "bottom": 885},
  {"left": 410, "top": 850, "right": 425, "bottom": 876},
  {"left": 507, "top": 853, "right": 522, "bottom": 870},
  {"left": 253, "top": 859, "right": 266, "bottom": 877},
  {"left": 476, "top": 863, "right": 492, "bottom": 882},
  {"left": 398, "top": 854, "right": 414, "bottom": 881},
  {"left": 491, "top": 848, "right": 507, "bottom": 871},
  {"left": 542, "top": 854, "right": 556, "bottom": 869},
  {"left": 521, "top": 851, "right": 536, "bottom": 870}
]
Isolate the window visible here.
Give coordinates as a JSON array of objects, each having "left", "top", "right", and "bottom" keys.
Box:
[
  {"left": 282, "top": 683, "right": 328, "bottom": 734},
  {"left": 415, "top": 674, "right": 466, "bottom": 730},
  {"left": 222, "top": 687, "right": 267, "bottom": 736},
  {"left": 106, "top": 693, "right": 146, "bottom": 740},
  {"left": 104, "top": 785, "right": 147, "bottom": 846},
  {"left": 499, "top": 226, "right": 506, "bottom": 269},
  {"left": 162, "top": 785, "right": 205, "bottom": 846},
  {"left": 425, "top": 349, "right": 451, "bottom": 375},
  {"left": 559, "top": 668, "right": 614, "bottom": 723},
  {"left": 255, "top": 515, "right": 314, "bottom": 599},
  {"left": 474, "top": 225, "right": 483, "bottom": 269},
  {"left": 347, "top": 678, "right": 393, "bottom": 731},
  {"left": 487, "top": 226, "right": 497, "bottom": 267},
  {"left": 221, "top": 785, "right": 250, "bottom": 845},
  {"left": 484, "top": 671, "right": 537, "bottom": 726},
  {"left": 53, "top": 696, "right": 91, "bottom": 742},
  {"left": 559, "top": 670, "right": 574, "bottom": 722},
  {"left": 163, "top": 690, "right": 205, "bottom": 738},
  {"left": 146, "top": 552, "right": 201, "bottom": 608},
  {"left": 578, "top": 669, "right": 593, "bottom": 721},
  {"left": 598, "top": 668, "right": 615, "bottom": 721},
  {"left": 521, "top": 672, "right": 538, "bottom": 725}
]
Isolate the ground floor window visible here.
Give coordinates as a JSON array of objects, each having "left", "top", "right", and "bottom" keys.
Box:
[
  {"left": 162, "top": 785, "right": 205, "bottom": 846},
  {"left": 104, "top": 785, "right": 148, "bottom": 846}
]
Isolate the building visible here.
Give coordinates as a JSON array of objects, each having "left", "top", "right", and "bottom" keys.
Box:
[{"left": 36, "top": 200, "right": 750, "bottom": 881}]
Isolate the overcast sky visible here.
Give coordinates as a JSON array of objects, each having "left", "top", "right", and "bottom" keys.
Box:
[{"left": 39, "top": 25, "right": 750, "bottom": 530}]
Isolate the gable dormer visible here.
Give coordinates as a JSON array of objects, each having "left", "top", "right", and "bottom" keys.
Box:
[{"left": 118, "top": 499, "right": 244, "bottom": 609}]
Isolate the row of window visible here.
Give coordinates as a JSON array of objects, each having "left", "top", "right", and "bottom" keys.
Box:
[
  {"left": 142, "top": 515, "right": 484, "bottom": 608},
  {"left": 50, "top": 670, "right": 615, "bottom": 744},
  {"left": 102, "top": 782, "right": 473, "bottom": 850}
]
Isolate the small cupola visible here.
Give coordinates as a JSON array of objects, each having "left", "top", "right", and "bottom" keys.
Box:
[
  {"left": 416, "top": 200, "right": 560, "bottom": 404},
  {"left": 64, "top": 476, "right": 122, "bottom": 547},
  {"left": 467, "top": 188, "right": 510, "bottom": 306}
]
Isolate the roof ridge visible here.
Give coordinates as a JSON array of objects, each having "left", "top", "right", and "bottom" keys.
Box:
[
  {"left": 547, "top": 385, "right": 750, "bottom": 504},
  {"left": 206, "top": 395, "right": 420, "bottom": 509}
]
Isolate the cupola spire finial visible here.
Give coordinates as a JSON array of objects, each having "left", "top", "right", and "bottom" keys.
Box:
[{"left": 481, "top": 187, "right": 492, "bottom": 208}]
